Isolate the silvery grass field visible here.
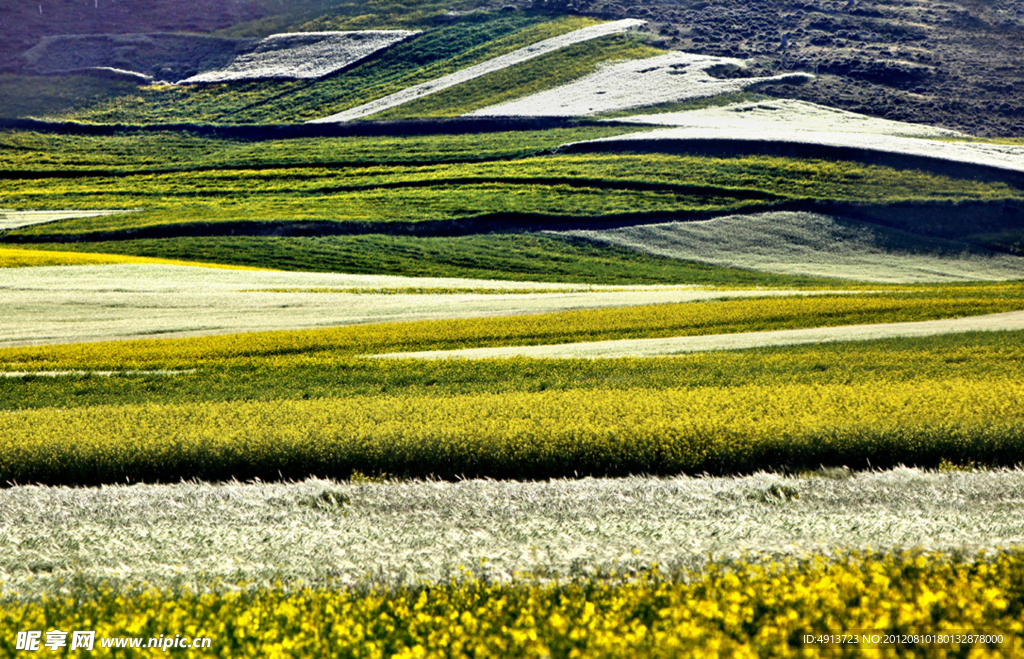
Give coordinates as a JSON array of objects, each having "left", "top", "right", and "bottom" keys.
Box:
[{"left": 2, "top": 0, "right": 1024, "bottom": 656}]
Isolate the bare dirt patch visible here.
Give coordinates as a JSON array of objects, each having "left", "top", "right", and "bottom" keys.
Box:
[{"left": 469, "top": 52, "right": 810, "bottom": 117}]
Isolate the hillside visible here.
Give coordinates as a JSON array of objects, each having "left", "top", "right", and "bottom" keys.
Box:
[{"left": 2, "top": 0, "right": 1022, "bottom": 136}]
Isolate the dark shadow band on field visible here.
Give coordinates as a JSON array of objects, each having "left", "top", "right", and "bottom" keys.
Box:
[
  {"left": 0, "top": 116, "right": 598, "bottom": 139},
  {"left": 0, "top": 206, "right": 774, "bottom": 243},
  {"left": 5, "top": 199, "right": 1023, "bottom": 246},
  {"left": 556, "top": 136, "right": 1024, "bottom": 190}
]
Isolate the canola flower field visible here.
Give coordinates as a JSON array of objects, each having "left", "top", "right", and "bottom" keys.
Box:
[
  {"left": 2, "top": 551, "right": 1022, "bottom": 658},
  {"left": 3, "top": 376, "right": 1023, "bottom": 484}
]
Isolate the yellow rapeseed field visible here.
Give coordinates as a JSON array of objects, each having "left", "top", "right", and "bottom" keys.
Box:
[
  {"left": 2, "top": 378, "right": 1021, "bottom": 483},
  {"left": 0, "top": 246, "right": 256, "bottom": 270},
  {"left": 2, "top": 550, "right": 1021, "bottom": 658}
]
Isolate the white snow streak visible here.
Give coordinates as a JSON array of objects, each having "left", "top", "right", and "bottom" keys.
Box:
[
  {"left": 611, "top": 99, "right": 964, "bottom": 138},
  {"left": 568, "top": 126, "right": 1024, "bottom": 175}
]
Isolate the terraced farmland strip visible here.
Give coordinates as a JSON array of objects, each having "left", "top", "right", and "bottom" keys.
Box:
[
  {"left": 373, "top": 310, "right": 1024, "bottom": 360},
  {"left": 4, "top": 264, "right": 890, "bottom": 347},
  {"left": 1, "top": 326, "right": 1022, "bottom": 414},
  {"left": 309, "top": 19, "right": 645, "bottom": 123},
  {"left": 554, "top": 211, "right": 1024, "bottom": 283},
  {"left": 5, "top": 267, "right": 1024, "bottom": 348},
  {"left": 0, "top": 246, "right": 255, "bottom": 269},
  {"left": 3, "top": 154, "right": 1017, "bottom": 240},
  {"left": 2, "top": 377, "right": 1023, "bottom": 484},
  {"left": 0, "top": 127, "right": 643, "bottom": 173},
  {"left": 2, "top": 283, "right": 1022, "bottom": 367},
  {"left": 16, "top": 234, "right": 825, "bottom": 287}
]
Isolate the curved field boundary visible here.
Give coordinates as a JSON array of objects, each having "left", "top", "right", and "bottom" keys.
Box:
[
  {"left": 308, "top": 19, "right": 646, "bottom": 124},
  {"left": 372, "top": 310, "right": 1024, "bottom": 359},
  {"left": 561, "top": 129, "right": 1024, "bottom": 187},
  {"left": 0, "top": 208, "right": 781, "bottom": 243},
  {"left": 0, "top": 116, "right": 597, "bottom": 141}
]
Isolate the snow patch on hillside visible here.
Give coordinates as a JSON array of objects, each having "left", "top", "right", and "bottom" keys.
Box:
[
  {"left": 468, "top": 52, "right": 811, "bottom": 117},
  {"left": 308, "top": 19, "right": 646, "bottom": 123},
  {"left": 553, "top": 212, "right": 1024, "bottom": 283},
  {"left": 178, "top": 31, "right": 417, "bottom": 84}
]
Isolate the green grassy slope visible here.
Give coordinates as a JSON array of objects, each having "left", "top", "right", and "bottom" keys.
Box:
[
  {"left": 57, "top": 13, "right": 598, "bottom": 125},
  {"left": 0, "top": 126, "right": 641, "bottom": 171},
  {"left": 0, "top": 74, "right": 143, "bottom": 121}
]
